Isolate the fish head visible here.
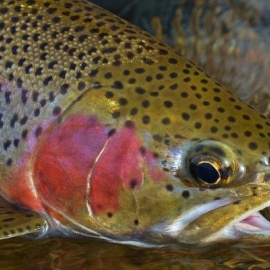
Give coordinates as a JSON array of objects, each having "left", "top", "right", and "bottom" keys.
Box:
[{"left": 31, "top": 65, "right": 270, "bottom": 246}]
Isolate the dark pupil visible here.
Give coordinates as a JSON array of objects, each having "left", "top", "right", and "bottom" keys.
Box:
[{"left": 191, "top": 162, "right": 220, "bottom": 184}]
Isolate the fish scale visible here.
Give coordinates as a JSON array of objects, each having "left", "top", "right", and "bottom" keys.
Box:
[{"left": 0, "top": 0, "right": 270, "bottom": 244}]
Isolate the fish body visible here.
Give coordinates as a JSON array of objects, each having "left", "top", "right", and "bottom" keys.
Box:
[{"left": 0, "top": 0, "right": 270, "bottom": 246}]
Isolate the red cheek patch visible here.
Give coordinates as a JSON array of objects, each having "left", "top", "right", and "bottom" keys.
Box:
[
  {"left": 33, "top": 114, "right": 166, "bottom": 219},
  {"left": 34, "top": 115, "right": 109, "bottom": 214},
  {"left": 89, "top": 126, "right": 144, "bottom": 215}
]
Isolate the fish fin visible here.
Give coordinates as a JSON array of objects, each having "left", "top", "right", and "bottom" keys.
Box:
[{"left": 0, "top": 196, "right": 48, "bottom": 240}]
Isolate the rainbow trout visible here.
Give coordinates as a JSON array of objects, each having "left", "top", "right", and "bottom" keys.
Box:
[{"left": 0, "top": 0, "right": 270, "bottom": 247}]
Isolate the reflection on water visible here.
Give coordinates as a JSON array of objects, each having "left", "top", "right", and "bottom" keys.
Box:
[{"left": 1, "top": 237, "right": 270, "bottom": 269}]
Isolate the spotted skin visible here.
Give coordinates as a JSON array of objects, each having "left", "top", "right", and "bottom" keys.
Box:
[
  {"left": 0, "top": 196, "right": 47, "bottom": 239},
  {"left": 0, "top": 0, "right": 270, "bottom": 244},
  {"left": 0, "top": 0, "right": 269, "bottom": 173}
]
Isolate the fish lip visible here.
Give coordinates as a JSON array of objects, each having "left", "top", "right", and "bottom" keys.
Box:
[
  {"left": 163, "top": 197, "right": 240, "bottom": 238},
  {"left": 163, "top": 194, "right": 270, "bottom": 244},
  {"left": 204, "top": 201, "right": 270, "bottom": 243}
]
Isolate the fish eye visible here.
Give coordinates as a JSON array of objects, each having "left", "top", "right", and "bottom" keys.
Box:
[
  {"left": 185, "top": 140, "right": 241, "bottom": 188},
  {"left": 189, "top": 159, "right": 221, "bottom": 185}
]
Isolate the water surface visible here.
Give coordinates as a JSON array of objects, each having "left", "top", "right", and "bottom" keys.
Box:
[{"left": 1, "top": 237, "right": 270, "bottom": 269}]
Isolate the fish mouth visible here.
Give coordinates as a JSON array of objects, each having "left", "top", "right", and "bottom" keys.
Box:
[
  {"left": 164, "top": 195, "right": 270, "bottom": 244},
  {"left": 203, "top": 200, "right": 270, "bottom": 243},
  {"left": 230, "top": 207, "right": 270, "bottom": 236}
]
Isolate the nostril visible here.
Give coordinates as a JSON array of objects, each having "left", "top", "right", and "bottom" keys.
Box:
[
  {"left": 260, "top": 156, "right": 270, "bottom": 166},
  {"left": 260, "top": 155, "right": 270, "bottom": 166}
]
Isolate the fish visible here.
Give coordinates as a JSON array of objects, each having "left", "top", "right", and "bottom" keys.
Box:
[{"left": 0, "top": 0, "right": 270, "bottom": 247}]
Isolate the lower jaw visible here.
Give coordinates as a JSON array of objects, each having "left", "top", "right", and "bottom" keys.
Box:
[{"left": 203, "top": 204, "right": 270, "bottom": 243}]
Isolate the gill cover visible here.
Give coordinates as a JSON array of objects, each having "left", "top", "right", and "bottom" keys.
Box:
[{"left": 32, "top": 113, "right": 174, "bottom": 237}]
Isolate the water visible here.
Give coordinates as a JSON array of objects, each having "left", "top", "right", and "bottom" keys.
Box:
[{"left": 1, "top": 237, "right": 270, "bottom": 269}]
